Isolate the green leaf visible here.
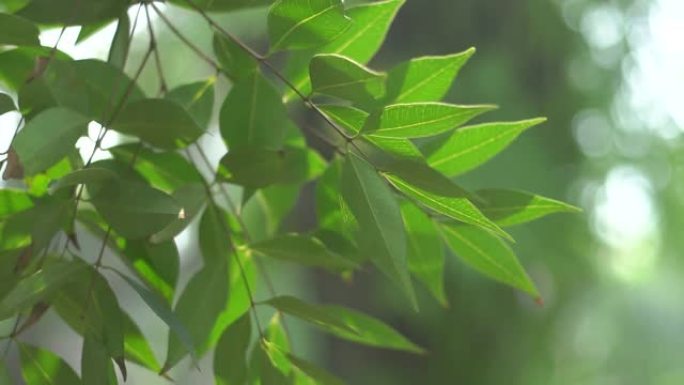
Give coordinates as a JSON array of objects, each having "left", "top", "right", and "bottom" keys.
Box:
[
  {"left": 250, "top": 234, "right": 356, "bottom": 273},
  {"left": 50, "top": 264, "right": 125, "bottom": 378},
  {"left": 0, "top": 13, "right": 40, "bottom": 46},
  {"left": 1, "top": 197, "right": 73, "bottom": 250},
  {"left": 51, "top": 167, "right": 117, "bottom": 192},
  {"left": 320, "top": 305, "right": 424, "bottom": 353},
  {"left": 90, "top": 178, "right": 182, "bottom": 240},
  {"left": 122, "top": 312, "right": 160, "bottom": 373},
  {"left": 264, "top": 296, "right": 356, "bottom": 334},
  {"left": 166, "top": 79, "right": 216, "bottom": 130},
  {"left": 150, "top": 183, "right": 207, "bottom": 243},
  {"left": 310, "top": 54, "right": 385, "bottom": 105},
  {"left": 439, "top": 223, "right": 539, "bottom": 297},
  {"left": 384, "top": 49, "right": 475, "bottom": 103},
  {"left": 401, "top": 202, "right": 447, "bottom": 306},
  {"left": 122, "top": 239, "right": 179, "bottom": 303},
  {"left": 19, "top": 343, "right": 83, "bottom": 385},
  {"left": 0, "top": 189, "right": 33, "bottom": 218},
  {"left": 17, "top": 0, "right": 128, "bottom": 25},
  {"left": 111, "top": 98, "right": 205, "bottom": 149},
  {"left": 0, "top": 47, "right": 70, "bottom": 92},
  {"left": 426, "top": 118, "right": 546, "bottom": 177},
  {"left": 114, "top": 271, "right": 195, "bottom": 366},
  {"left": 13, "top": 108, "right": 88, "bottom": 176},
  {"left": 286, "top": 354, "right": 346, "bottom": 385},
  {"left": 0, "top": 259, "right": 85, "bottom": 320},
  {"left": 386, "top": 175, "right": 510, "bottom": 241},
  {"left": 213, "top": 33, "right": 257, "bottom": 81},
  {"left": 220, "top": 72, "right": 287, "bottom": 150},
  {"left": 320, "top": 104, "right": 423, "bottom": 160},
  {"left": 219, "top": 146, "right": 325, "bottom": 188},
  {"left": 362, "top": 102, "right": 494, "bottom": 138},
  {"left": 81, "top": 337, "right": 117, "bottom": 385},
  {"left": 476, "top": 189, "right": 581, "bottom": 227},
  {"left": 109, "top": 144, "right": 204, "bottom": 193},
  {"left": 268, "top": 0, "right": 351, "bottom": 51},
  {"left": 18, "top": 59, "right": 145, "bottom": 121},
  {"left": 0, "top": 93, "right": 16, "bottom": 115},
  {"left": 168, "top": 0, "right": 272, "bottom": 12},
  {"left": 256, "top": 341, "right": 292, "bottom": 385},
  {"left": 284, "top": 0, "right": 405, "bottom": 101},
  {"left": 199, "top": 203, "right": 232, "bottom": 266},
  {"left": 214, "top": 313, "right": 251, "bottom": 385},
  {"left": 341, "top": 153, "right": 416, "bottom": 308},
  {"left": 107, "top": 12, "right": 130, "bottom": 69},
  {"left": 163, "top": 259, "right": 229, "bottom": 371}
]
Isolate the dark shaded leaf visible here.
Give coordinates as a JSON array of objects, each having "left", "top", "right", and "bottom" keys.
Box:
[
  {"left": 0, "top": 13, "right": 40, "bottom": 46},
  {"left": 214, "top": 313, "right": 251, "bottom": 385},
  {"left": 111, "top": 98, "right": 205, "bottom": 149},
  {"left": 264, "top": 296, "right": 356, "bottom": 334},
  {"left": 476, "top": 189, "right": 581, "bottom": 227},
  {"left": 166, "top": 79, "right": 215, "bottom": 129},
  {"left": 0, "top": 93, "right": 16, "bottom": 115},
  {"left": 213, "top": 33, "right": 257, "bottom": 80},
  {"left": 107, "top": 12, "right": 129, "bottom": 69},
  {"left": 13, "top": 107, "right": 88, "bottom": 176},
  {"left": 341, "top": 153, "right": 416, "bottom": 308},
  {"left": 219, "top": 71, "right": 287, "bottom": 150},
  {"left": 250, "top": 234, "right": 356, "bottom": 272},
  {"left": 17, "top": 0, "right": 128, "bottom": 25}
]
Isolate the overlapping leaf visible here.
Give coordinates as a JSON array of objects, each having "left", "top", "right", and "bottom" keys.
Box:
[
  {"left": 310, "top": 54, "right": 386, "bottom": 105},
  {"left": 269, "top": 0, "right": 351, "bottom": 51},
  {"left": 476, "top": 189, "right": 580, "bottom": 227}
]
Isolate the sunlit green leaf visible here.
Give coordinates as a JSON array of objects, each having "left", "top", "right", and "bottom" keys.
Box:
[
  {"left": 426, "top": 118, "right": 546, "bottom": 177},
  {"left": 250, "top": 234, "right": 356, "bottom": 272},
  {"left": 310, "top": 54, "right": 385, "bottom": 105},
  {"left": 219, "top": 146, "right": 325, "bottom": 188},
  {"left": 166, "top": 79, "right": 216, "bottom": 130},
  {"left": 341, "top": 153, "right": 416, "bottom": 308},
  {"left": 163, "top": 259, "right": 229, "bottom": 371},
  {"left": 401, "top": 202, "right": 447, "bottom": 306},
  {"left": 122, "top": 239, "right": 179, "bottom": 302},
  {"left": 315, "top": 157, "right": 358, "bottom": 239},
  {"left": 214, "top": 312, "right": 251, "bottom": 385},
  {"left": 0, "top": 13, "right": 40, "bottom": 47},
  {"left": 111, "top": 98, "right": 205, "bottom": 149},
  {"left": 268, "top": 0, "right": 351, "bottom": 51},
  {"left": 284, "top": 0, "right": 405, "bottom": 101},
  {"left": 13, "top": 108, "right": 88, "bottom": 176},
  {"left": 439, "top": 223, "right": 539, "bottom": 297},
  {"left": 19, "top": 343, "right": 82, "bottom": 385},
  {"left": 386, "top": 175, "right": 511, "bottom": 241},
  {"left": 384, "top": 49, "right": 475, "bottom": 103},
  {"left": 362, "top": 102, "right": 494, "bottom": 138},
  {"left": 476, "top": 189, "right": 581, "bottom": 227},
  {"left": 220, "top": 72, "right": 287, "bottom": 150},
  {"left": 320, "top": 104, "right": 423, "bottom": 160},
  {"left": 0, "top": 189, "right": 33, "bottom": 218}
]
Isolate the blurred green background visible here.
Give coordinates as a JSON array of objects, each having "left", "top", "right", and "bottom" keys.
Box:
[{"left": 3, "top": 0, "right": 684, "bottom": 384}]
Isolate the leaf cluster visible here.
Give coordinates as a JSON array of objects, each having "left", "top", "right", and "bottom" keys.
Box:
[{"left": 0, "top": 0, "right": 579, "bottom": 383}]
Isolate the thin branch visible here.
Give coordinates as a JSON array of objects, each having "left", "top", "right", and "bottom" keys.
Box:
[
  {"left": 184, "top": 148, "right": 266, "bottom": 340},
  {"left": 176, "top": 0, "right": 354, "bottom": 142},
  {"left": 144, "top": 3, "right": 168, "bottom": 95},
  {"left": 191, "top": 144, "right": 297, "bottom": 347},
  {"left": 149, "top": 2, "right": 222, "bottom": 72}
]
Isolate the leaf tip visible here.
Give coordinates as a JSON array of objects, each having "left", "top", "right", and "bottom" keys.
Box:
[{"left": 534, "top": 296, "right": 545, "bottom": 307}]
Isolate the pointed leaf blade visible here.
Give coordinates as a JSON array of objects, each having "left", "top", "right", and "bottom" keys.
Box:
[{"left": 476, "top": 189, "right": 581, "bottom": 227}]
